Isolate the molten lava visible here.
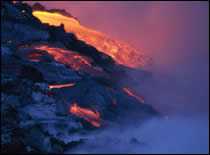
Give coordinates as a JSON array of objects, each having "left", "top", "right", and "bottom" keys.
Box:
[
  {"left": 69, "top": 103, "right": 101, "bottom": 127},
  {"left": 49, "top": 83, "right": 75, "bottom": 89},
  {"left": 33, "top": 44, "right": 108, "bottom": 77},
  {"left": 32, "top": 10, "right": 151, "bottom": 68},
  {"left": 123, "top": 87, "right": 145, "bottom": 103},
  {"left": 34, "top": 45, "right": 92, "bottom": 71}
]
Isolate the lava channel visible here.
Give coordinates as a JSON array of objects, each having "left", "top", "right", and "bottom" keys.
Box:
[
  {"left": 69, "top": 102, "right": 101, "bottom": 127},
  {"left": 49, "top": 83, "right": 75, "bottom": 89},
  {"left": 123, "top": 87, "right": 145, "bottom": 103}
]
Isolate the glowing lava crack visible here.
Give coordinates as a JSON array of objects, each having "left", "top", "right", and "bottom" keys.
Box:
[{"left": 69, "top": 103, "right": 101, "bottom": 127}]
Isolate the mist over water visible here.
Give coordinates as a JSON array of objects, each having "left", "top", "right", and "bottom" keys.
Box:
[
  {"left": 67, "top": 117, "right": 208, "bottom": 154},
  {"left": 28, "top": 1, "right": 209, "bottom": 153}
]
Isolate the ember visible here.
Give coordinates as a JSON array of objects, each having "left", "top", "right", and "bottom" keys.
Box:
[
  {"left": 49, "top": 83, "right": 75, "bottom": 89},
  {"left": 69, "top": 103, "right": 101, "bottom": 127},
  {"left": 123, "top": 87, "right": 145, "bottom": 103}
]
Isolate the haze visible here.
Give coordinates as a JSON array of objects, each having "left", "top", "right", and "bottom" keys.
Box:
[
  {"left": 25, "top": 1, "right": 209, "bottom": 153},
  {"left": 27, "top": 1, "right": 209, "bottom": 116}
]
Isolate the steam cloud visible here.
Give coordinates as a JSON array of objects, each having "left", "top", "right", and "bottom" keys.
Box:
[{"left": 68, "top": 117, "right": 209, "bottom": 154}]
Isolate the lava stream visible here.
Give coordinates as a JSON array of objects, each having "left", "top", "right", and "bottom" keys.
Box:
[
  {"left": 69, "top": 103, "right": 101, "bottom": 127},
  {"left": 123, "top": 87, "right": 145, "bottom": 103},
  {"left": 34, "top": 45, "right": 92, "bottom": 71},
  {"left": 49, "top": 83, "right": 75, "bottom": 89}
]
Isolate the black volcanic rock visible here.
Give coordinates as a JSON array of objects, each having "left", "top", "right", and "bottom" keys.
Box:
[
  {"left": 47, "top": 24, "right": 77, "bottom": 45},
  {"left": 32, "top": 2, "right": 46, "bottom": 11},
  {"left": 29, "top": 62, "right": 82, "bottom": 83},
  {"left": 48, "top": 9, "right": 73, "bottom": 18},
  {"left": 1, "top": 1, "right": 159, "bottom": 153}
]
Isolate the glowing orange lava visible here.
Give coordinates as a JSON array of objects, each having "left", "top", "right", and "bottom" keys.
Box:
[
  {"left": 34, "top": 45, "right": 92, "bottom": 71},
  {"left": 123, "top": 87, "right": 145, "bottom": 103},
  {"left": 69, "top": 102, "right": 101, "bottom": 127},
  {"left": 49, "top": 83, "right": 75, "bottom": 89},
  {"left": 32, "top": 10, "right": 151, "bottom": 68}
]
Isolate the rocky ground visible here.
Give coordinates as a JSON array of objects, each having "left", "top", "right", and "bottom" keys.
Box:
[{"left": 1, "top": 1, "right": 159, "bottom": 153}]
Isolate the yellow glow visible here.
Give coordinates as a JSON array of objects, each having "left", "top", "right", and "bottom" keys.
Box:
[{"left": 33, "top": 10, "right": 147, "bottom": 68}]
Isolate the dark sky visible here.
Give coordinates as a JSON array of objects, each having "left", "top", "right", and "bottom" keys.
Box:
[{"left": 27, "top": 1, "right": 209, "bottom": 116}]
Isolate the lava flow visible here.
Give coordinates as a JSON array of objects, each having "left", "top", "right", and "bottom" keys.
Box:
[
  {"left": 49, "top": 83, "right": 75, "bottom": 89},
  {"left": 123, "top": 87, "right": 145, "bottom": 103},
  {"left": 32, "top": 10, "right": 151, "bottom": 68},
  {"left": 69, "top": 102, "right": 101, "bottom": 127},
  {"left": 34, "top": 45, "right": 92, "bottom": 71}
]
